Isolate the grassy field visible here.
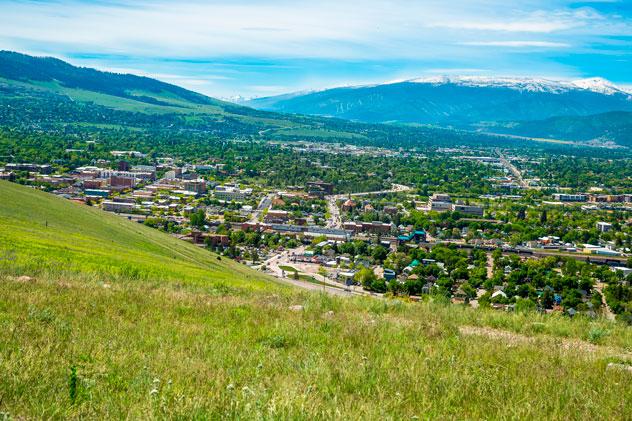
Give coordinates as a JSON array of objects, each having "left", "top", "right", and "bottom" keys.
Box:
[{"left": 1, "top": 181, "right": 631, "bottom": 419}]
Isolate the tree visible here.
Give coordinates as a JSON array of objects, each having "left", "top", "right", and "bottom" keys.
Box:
[
  {"left": 371, "top": 245, "right": 388, "bottom": 263},
  {"left": 540, "top": 210, "right": 548, "bottom": 224},
  {"left": 190, "top": 209, "right": 206, "bottom": 228},
  {"left": 541, "top": 289, "right": 554, "bottom": 309}
]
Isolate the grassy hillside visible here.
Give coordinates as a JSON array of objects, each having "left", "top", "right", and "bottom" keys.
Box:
[
  {"left": 0, "top": 180, "right": 272, "bottom": 291},
  {"left": 1, "top": 181, "right": 632, "bottom": 419}
]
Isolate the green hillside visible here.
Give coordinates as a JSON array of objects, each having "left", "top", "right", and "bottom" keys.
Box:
[
  {"left": 0, "top": 180, "right": 272, "bottom": 291},
  {"left": 1, "top": 180, "right": 632, "bottom": 418}
]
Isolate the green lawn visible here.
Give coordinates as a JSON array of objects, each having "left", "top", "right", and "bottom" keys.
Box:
[{"left": 0, "top": 181, "right": 631, "bottom": 419}]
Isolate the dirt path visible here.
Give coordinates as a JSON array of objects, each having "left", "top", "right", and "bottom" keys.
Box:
[
  {"left": 459, "top": 325, "right": 631, "bottom": 360},
  {"left": 595, "top": 282, "right": 616, "bottom": 321}
]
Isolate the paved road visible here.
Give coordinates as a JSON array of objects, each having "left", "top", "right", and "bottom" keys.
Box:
[
  {"left": 251, "top": 193, "right": 273, "bottom": 222},
  {"left": 496, "top": 149, "right": 529, "bottom": 188}
]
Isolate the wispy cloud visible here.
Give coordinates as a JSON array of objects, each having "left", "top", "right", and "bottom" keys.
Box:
[
  {"left": 0, "top": 0, "right": 630, "bottom": 96},
  {"left": 461, "top": 41, "right": 571, "bottom": 48}
]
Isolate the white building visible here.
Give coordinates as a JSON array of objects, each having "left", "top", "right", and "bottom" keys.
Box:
[
  {"left": 214, "top": 185, "right": 253, "bottom": 202},
  {"left": 596, "top": 222, "right": 613, "bottom": 233}
]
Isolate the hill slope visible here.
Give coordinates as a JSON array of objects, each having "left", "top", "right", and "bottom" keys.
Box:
[
  {"left": 0, "top": 180, "right": 272, "bottom": 290},
  {"left": 1, "top": 180, "right": 631, "bottom": 418}
]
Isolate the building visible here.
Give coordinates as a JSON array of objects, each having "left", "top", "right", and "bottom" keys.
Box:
[
  {"left": 6, "top": 163, "right": 53, "bottom": 174},
  {"left": 214, "top": 185, "right": 252, "bottom": 202},
  {"left": 205, "top": 234, "right": 230, "bottom": 247},
  {"left": 111, "top": 150, "right": 146, "bottom": 158},
  {"left": 183, "top": 179, "right": 207, "bottom": 194},
  {"left": 397, "top": 230, "right": 427, "bottom": 244},
  {"left": 264, "top": 210, "right": 290, "bottom": 223},
  {"left": 383, "top": 206, "right": 398, "bottom": 215},
  {"left": 84, "top": 189, "right": 110, "bottom": 198},
  {"left": 429, "top": 193, "right": 452, "bottom": 212},
  {"left": 102, "top": 201, "right": 135, "bottom": 213},
  {"left": 84, "top": 179, "right": 107, "bottom": 189},
  {"left": 343, "top": 221, "right": 392, "bottom": 235},
  {"left": 0, "top": 171, "right": 15, "bottom": 181},
  {"left": 110, "top": 175, "right": 136, "bottom": 188},
  {"left": 306, "top": 181, "right": 334, "bottom": 196},
  {"left": 451, "top": 202, "right": 484, "bottom": 217},
  {"left": 553, "top": 193, "right": 587, "bottom": 202},
  {"left": 117, "top": 161, "right": 130, "bottom": 171},
  {"left": 596, "top": 222, "right": 613, "bottom": 233},
  {"left": 341, "top": 199, "right": 357, "bottom": 212}
]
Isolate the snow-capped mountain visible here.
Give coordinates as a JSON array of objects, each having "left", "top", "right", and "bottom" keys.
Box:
[
  {"left": 403, "top": 76, "right": 629, "bottom": 96},
  {"left": 245, "top": 75, "right": 632, "bottom": 126}
]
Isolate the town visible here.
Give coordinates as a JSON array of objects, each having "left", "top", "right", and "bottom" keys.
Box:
[{"left": 2, "top": 143, "right": 631, "bottom": 321}]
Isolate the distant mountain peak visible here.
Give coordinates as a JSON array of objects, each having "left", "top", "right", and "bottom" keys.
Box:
[
  {"left": 391, "top": 75, "right": 629, "bottom": 96},
  {"left": 570, "top": 77, "right": 624, "bottom": 95}
]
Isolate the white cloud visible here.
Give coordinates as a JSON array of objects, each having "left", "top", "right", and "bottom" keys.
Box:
[
  {"left": 0, "top": 0, "right": 627, "bottom": 60},
  {"left": 461, "top": 41, "right": 571, "bottom": 48}
]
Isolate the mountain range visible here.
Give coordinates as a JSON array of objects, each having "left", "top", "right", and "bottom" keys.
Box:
[
  {"left": 245, "top": 77, "right": 632, "bottom": 146},
  {"left": 1, "top": 51, "right": 631, "bottom": 148},
  {"left": 0, "top": 51, "right": 540, "bottom": 150}
]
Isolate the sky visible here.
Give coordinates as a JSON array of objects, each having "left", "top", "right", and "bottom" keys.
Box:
[{"left": 0, "top": 0, "right": 631, "bottom": 98}]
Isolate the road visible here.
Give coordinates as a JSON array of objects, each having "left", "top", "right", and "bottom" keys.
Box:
[
  {"left": 262, "top": 249, "right": 360, "bottom": 297},
  {"left": 326, "top": 195, "right": 342, "bottom": 229},
  {"left": 496, "top": 149, "right": 529, "bottom": 188},
  {"left": 251, "top": 193, "right": 273, "bottom": 222}
]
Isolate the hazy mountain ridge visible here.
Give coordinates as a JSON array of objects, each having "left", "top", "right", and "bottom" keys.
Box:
[{"left": 244, "top": 77, "right": 632, "bottom": 144}]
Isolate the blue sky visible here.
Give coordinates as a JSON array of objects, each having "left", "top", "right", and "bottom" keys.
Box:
[{"left": 0, "top": 0, "right": 631, "bottom": 97}]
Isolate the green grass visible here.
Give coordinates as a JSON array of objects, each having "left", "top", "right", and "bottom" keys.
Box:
[
  {"left": 278, "top": 265, "right": 298, "bottom": 273},
  {"left": 1, "top": 180, "right": 631, "bottom": 419}
]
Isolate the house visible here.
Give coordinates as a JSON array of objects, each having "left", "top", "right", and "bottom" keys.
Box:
[
  {"left": 397, "top": 230, "right": 426, "bottom": 244},
  {"left": 596, "top": 222, "right": 613, "bottom": 233},
  {"left": 341, "top": 199, "right": 357, "bottom": 212},
  {"left": 0, "top": 171, "right": 15, "bottom": 181}
]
